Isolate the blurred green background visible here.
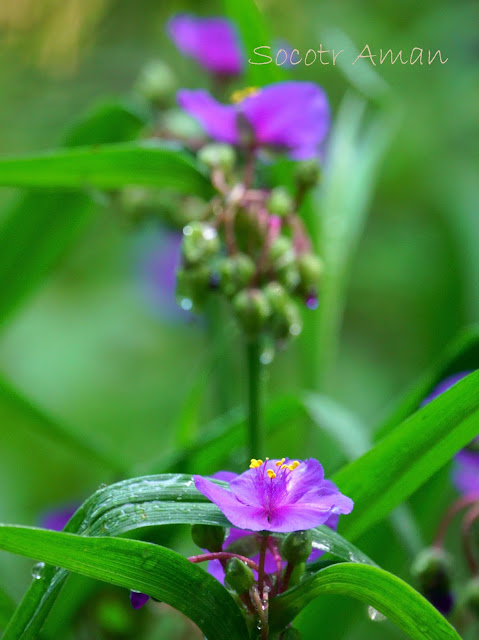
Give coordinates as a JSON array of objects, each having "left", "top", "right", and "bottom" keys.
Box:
[{"left": 0, "top": 0, "right": 478, "bottom": 638}]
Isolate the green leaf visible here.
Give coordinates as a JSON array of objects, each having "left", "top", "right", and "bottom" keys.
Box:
[
  {"left": 0, "top": 526, "right": 250, "bottom": 640},
  {"left": 0, "top": 142, "right": 211, "bottom": 195},
  {"left": 0, "top": 584, "right": 15, "bottom": 631},
  {"left": 308, "top": 95, "right": 398, "bottom": 389},
  {"left": 222, "top": 0, "right": 285, "bottom": 86},
  {"left": 333, "top": 370, "right": 479, "bottom": 541},
  {"left": 305, "top": 393, "right": 423, "bottom": 555},
  {"left": 0, "top": 376, "right": 126, "bottom": 475},
  {"left": 375, "top": 325, "right": 479, "bottom": 439},
  {"left": 2, "top": 474, "right": 370, "bottom": 638},
  {"left": 0, "top": 100, "right": 147, "bottom": 329},
  {"left": 269, "top": 563, "right": 461, "bottom": 640}
]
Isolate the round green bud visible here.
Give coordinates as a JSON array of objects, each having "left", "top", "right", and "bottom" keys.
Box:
[
  {"left": 233, "top": 289, "right": 271, "bottom": 335},
  {"left": 198, "top": 143, "right": 236, "bottom": 173},
  {"left": 295, "top": 159, "right": 321, "bottom": 189},
  {"left": 464, "top": 578, "right": 479, "bottom": 617},
  {"left": 281, "top": 531, "right": 313, "bottom": 566},
  {"left": 412, "top": 547, "right": 453, "bottom": 591},
  {"left": 176, "top": 265, "right": 211, "bottom": 309},
  {"left": 182, "top": 222, "right": 219, "bottom": 266},
  {"left": 226, "top": 533, "right": 260, "bottom": 557},
  {"left": 269, "top": 237, "right": 295, "bottom": 269},
  {"left": 161, "top": 109, "right": 204, "bottom": 140},
  {"left": 134, "top": 60, "right": 177, "bottom": 106},
  {"left": 267, "top": 187, "right": 294, "bottom": 217},
  {"left": 277, "top": 264, "right": 301, "bottom": 292},
  {"left": 225, "top": 557, "right": 256, "bottom": 594},
  {"left": 263, "top": 282, "right": 289, "bottom": 313},
  {"left": 297, "top": 253, "right": 323, "bottom": 289},
  {"left": 219, "top": 254, "right": 255, "bottom": 298},
  {"left": 191, "top": 524, "right": 226, "bottom": 552}
]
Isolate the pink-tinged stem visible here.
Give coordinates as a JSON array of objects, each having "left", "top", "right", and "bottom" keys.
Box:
[
  {"left": 188, "top": 552, "right": 259, "bottom": 572},
  {"left": 461, "top": 503, "right": 479, "bottom": 574},
  {"left": 250, "top": 585, "right": 269, "bottom": 640},
  {"left": 267, "top": 538, "right": 283, "bottom": 595},
  {"left": 434, "top": 493, "right": 479, "bottom": 548},
  {"left": 258, "top": 535, "right": 269, "bottom": 598}
]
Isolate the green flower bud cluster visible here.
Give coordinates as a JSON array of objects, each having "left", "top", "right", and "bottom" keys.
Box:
[
  {"left": 134, "top": 60, "right": 177, "bottom": 107},
  {"left": 175, "top": 142, "right": 324, "bottom": 343}
]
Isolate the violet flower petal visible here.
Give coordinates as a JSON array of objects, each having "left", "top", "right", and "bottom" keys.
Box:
[
  {"left": 453, "top": 450, "right": 479, "bottom": 495},
  {"left": 420, "top": 371, "right": 472, "bottom": 407},
  {"left": 167, "top": 14, "right": 244, "bottom": 76},
  {"left": 130, "top": 591, "right": 150, "bottom": 609},
  {"left": 177, "top": 90, "right": 239, "bottom": 144}
]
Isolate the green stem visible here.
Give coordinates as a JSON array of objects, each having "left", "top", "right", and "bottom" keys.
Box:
[{"left": 246, "top": 338, "right": 263, "bottom": 459}]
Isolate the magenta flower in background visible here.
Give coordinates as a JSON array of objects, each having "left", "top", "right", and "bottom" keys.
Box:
[
  {"left": 178, "top": 82, "right": 330, "bottom": 160},
  {"left": 40, "top": 505, "right": 77, "bottom": 531},
  {"left": 194, "top": 458, "right": 353, "bottom": 533},
  {"left": 420, "top": 371, "right": 472, "bottom": 407},
  {"left": 167, "top": 14, "right": 244, "bottom": 76}
]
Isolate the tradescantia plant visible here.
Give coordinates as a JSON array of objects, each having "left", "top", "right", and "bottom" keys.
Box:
[{"left": 0, "top": 3, "right": 477, "bottom": 640}]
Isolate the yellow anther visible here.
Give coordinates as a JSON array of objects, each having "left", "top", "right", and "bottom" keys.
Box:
[
  {"left": 281, "top": 461, "right": 300, "bottom": 471},
  {"left": 275, "top": 458, "right": 286, "bottom": 467},
  {"left": 267, "top": 469, "right": 276, "bottom": 479},
  {"left": 231, "top": 86, "right": 260, "bottom": 104},
  {"left": 249, "top": 458, "right": 263, "bottom": 469}
]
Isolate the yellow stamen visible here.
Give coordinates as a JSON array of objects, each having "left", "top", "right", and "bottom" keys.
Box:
[
  {"left": 267, "top": 469, "right": 276, "bottom": 479},
  {"left": 275, "top": 458, "right": 286, "bottom": 467},
  {"left": 250, "top": 458, "right": 263, "bottom": 469},
  {"left": 281, "top": 461, "right": 300, "bottom": 471},
  {"left": 230, "top": 86, "right": 260, "bottom": 104}
]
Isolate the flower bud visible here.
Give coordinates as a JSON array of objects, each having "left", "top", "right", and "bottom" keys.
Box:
[
  {"left": 295, "top": 159, "right": 321, "bottom": 189},
  {"left": 297, "top": 253, "right": 323, "bottom": 290},
  {"left": 233, "top": 289, "right": 271, "bottom": 335},
  {"left": 266, "top": 288, "right": 303, "bottom": 340},
  {"left": 182, "top": 222, "right": 219, "bottom": 266},
  {"left": 277, "top": 264, "right": 301, "bottom": 292},
  {"left": 264, "top": 282, "right": 289, "bottom": 313},
  {"left": 161, "top": 109, "right": 204, "bottom": 141},
  {"left": 464, "top": 577, "right": 479, "bottom": 617},
  {"left": 287, "top": 562, "right": 306, "bottom": 588},
  {"left": 281, "top": 530, "right": 313, "bottom": 566},
  {"left": 198, "top": 144, "right": 236, "bottom": 174},
  {"left": 412, "top": 547, "right": 454, "bottom": 615},
  {"left": 225, "top": 557, "right": 255, "bottom": 594},
  {"left": 219, "top": 254, "right": 255, "bottom": 298},
  {"left": 176, "top": 265, "right": 211, "bottom": 308},
  {"left": 267, "top": 188, "right": 294, "bottom": 217},
  {"left": 134, "top": 60, "right": 177, "bottom": 106},
  {"left": 191, "top": 524, "right": 226, "bottom": 552},
  {"left": 269, "top": 237, "right": 296, "bottom": 270}
]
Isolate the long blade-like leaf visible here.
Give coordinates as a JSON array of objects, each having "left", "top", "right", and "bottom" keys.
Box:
[
  {"left": 270, "top": 563, "right": 460, "bottom": 640},
  {"left": 333, "top": 370, "right": 479, "bottom": 540},
  {"left": 0, "top": 142, "right": 211, "bottom": 195},
  {"left": 0, "top": 526, "right": 250, "bottom": 640},
  {"left": 0, "top": 584, "right": 15, "bottom": 631}
]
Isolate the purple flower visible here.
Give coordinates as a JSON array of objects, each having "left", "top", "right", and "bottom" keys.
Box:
[
  {"left": 194, "top": 458, "right": 353, "bottom": 533},
  {"left": 178, "top": 81, "right": 330, "bottom": 160},
  {"left": 453, "top": 450, "right": 479, "bottom": 495},
  {"left": 420, "top": 371, "right": 472, "bottom": 407},
  {"left": 40, "top": 505, "right": 77, "bottom": 531},
  {"left": 130, "top": 591, "right": 150, "bottom": 610},
  {"left": 167, "top": 14, "right": 243, "bottom": 76}
]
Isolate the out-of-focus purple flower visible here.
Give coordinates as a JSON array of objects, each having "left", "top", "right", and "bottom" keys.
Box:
[
  {"left": 420, "top": 371, "right": 472, "bottom": 407},
  {"left": 139, "top": 229, "right": 187, "bottom": 321},
  {"left": 453, "top": 450, "right": 479, "bottom": 496},
  {"left": 167, "top": 14, "right": 243, "bottom": 76},
  {"left": 40, "top": 505, "right": 77, "bottom": 531},
  {"left": 194, "top": 458, "right": 353, "bottom": 533},
  {"left": 130, "top": 591, "right": 150, "bottom": 610},
  {"left": 425, "top": 588, "right": 455, "bottom": 616},
  {"left": 178, "top": 82, "right": 330, "bottom": 160}
]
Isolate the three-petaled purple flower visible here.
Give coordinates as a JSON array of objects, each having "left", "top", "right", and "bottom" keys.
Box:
[
  {"left": 421, "top": 371, "right": 478, "bottom": 496},
  {"left": 178, "top": 82, "right": 330, "bottom": 160},
  {"left": 167, "top": 14, "right": 244, "bottom": 76},
  {"left": 194, "top": 457, "right": 353, "bottom": 533}
]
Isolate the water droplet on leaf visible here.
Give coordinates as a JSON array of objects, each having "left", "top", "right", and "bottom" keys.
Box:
[
  {"left": 368, "top": 606, "right": 387, "bottom": 622},
  {"left": 32, "top": 562, "right": 45, "bottom": 580}
]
